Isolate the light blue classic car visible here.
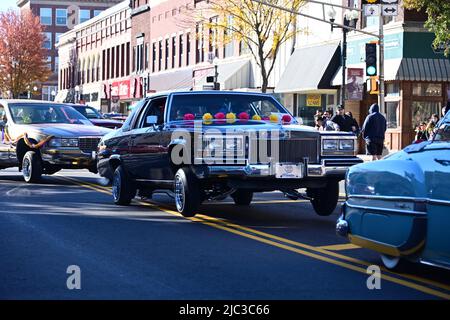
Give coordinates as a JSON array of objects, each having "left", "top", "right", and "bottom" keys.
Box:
[{"left": 336, "top": 111, "right": 450, "bottom": 271}]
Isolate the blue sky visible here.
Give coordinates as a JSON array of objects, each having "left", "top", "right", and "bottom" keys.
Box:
[{"left": 0, "top": 0, "right": 18, "bottom": 12}]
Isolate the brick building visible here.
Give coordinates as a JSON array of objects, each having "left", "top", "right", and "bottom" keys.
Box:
[
  {"left": 57, "top": 1, "right": 132, "bottom": 113},
  {"left": 17, "top": 0, "right": 122, "bottom": 101},
  {"left": 129, "top": 0, "right": 264, "bottom": 97}
]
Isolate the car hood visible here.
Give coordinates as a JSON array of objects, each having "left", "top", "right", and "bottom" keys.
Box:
[
  {"left": 19, "top": 123, "right": 113, "bottom": 138},
  {"left": 90, "top": 119, "right": 123, "bottom": 126}
]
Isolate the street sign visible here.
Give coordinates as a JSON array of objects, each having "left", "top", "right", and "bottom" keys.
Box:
[
  {"left": 382, "top": 5, "right": 398, "bottom": 16},
  {"left": 364, "top": 4, "right": 380, "bottom": 16},
  {"left": 381, "top": 0, "right": 398, "bottom": 16}
]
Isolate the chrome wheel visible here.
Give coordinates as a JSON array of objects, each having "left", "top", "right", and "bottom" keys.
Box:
[
  {"left": 23, "top": 157, "right": 31, "bottom": 180},
  {"left": 112, "top": 171, "right": 121, "bottom": 202},
  {"left": 174, "top": 174, "right": 185, "bottom": 212}
]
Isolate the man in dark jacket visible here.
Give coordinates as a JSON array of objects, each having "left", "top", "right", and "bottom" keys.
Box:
[
  {"left": 330, "top": 105, "right": 354, "bottom": 132},
  {"left": 361, "top": 103, "right": 387, "bottom": 161}
]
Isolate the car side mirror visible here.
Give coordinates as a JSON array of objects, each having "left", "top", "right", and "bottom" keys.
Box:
[{"left": 146, "top": 115, "right": 158, "bottom": 125}]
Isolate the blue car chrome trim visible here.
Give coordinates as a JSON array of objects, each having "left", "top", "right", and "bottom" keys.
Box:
[{"left": 345, "top": 202, "right": 427, "bottom": 216}]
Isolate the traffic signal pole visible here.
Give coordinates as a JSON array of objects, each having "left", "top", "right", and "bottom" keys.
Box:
[{"left": 378, "top": 13, "right": 385, "bottom": 112}]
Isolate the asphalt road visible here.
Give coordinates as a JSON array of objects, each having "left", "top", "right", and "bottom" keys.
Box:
[{"left": 0, "top": 168, "right": 449, "bottom": 300}]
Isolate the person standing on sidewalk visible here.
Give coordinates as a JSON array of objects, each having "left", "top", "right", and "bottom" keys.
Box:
[
  {"left": 361, "top": 103, "right": 387, "bottom": 161},
  {"left": 330, "top": 105, "right": 354, "bottom": 132}
]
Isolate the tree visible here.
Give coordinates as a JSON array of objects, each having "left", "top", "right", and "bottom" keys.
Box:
[
  {"left": 404, "top": 0, "right": 450, "bottom": 56},
  {"left": 188, "top": 0, "right": 304, "bottom": 93},
  {"left": 0, "top": 10, "right": 51, "bottom": 98}
]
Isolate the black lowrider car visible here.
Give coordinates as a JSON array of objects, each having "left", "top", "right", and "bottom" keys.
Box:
[
  {"left": 0, "top": 100, "right": 112, "bottom": 182},
  {"left": 97, "top": 91, "right": 363, "bottom": 217}
]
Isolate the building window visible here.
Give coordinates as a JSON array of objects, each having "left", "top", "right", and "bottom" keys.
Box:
[
  {"left": 55, "top": 57, "right": 59, "bottom": 72},
  {"left": 42, "top": 85, "right": 57, "bottom": 101},
  {"left": 152, "top": 42, "right": 156, "bottom": 72},
  {"left": 40, "top": 8, "right": 52, "bottom": 26},
  {"left": 145, "top": 43, "right": 150, "bottom": 70},
  {"left": 171, "top": 37, "right": 176, "bottom": 69},
  {"left": 158, "top": 41, "right": 162, "bottom": 71},
  {"left": 411, "top": 101, "right": 442, "bottom": 128},
  {"left": 55, "top": 9, "right": 67, "bottom": 26},
  {"left": 93, "top": 10, "right": 102, "bottom": 17},
  {"left": 43, "top": 32, "right": 52, "bottom": 49},
  {"left": 80, "top": 10, "right": 91, "bottom": 24},
  {"left": 386, "top": 101, "right": 399, "bottom": 129},
  {"left": 412, "top": 83, "right": 442, "bottom": 96},
  {"left": 165, "top": 39, "right": 169, "bottom": 70},
  {"left": 186, "top": 32, "right": 190, "bottom": 66},
  {"left": 179, "top": 35, "right": 183, "bottom": 67},
  {"left": 386, "top": 82, "right": 400, "bottom": 97}
]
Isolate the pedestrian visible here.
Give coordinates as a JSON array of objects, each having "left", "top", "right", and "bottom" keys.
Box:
[
  {"left": 361, "top": 103, "right": 387, "bottom": 161},
  {"left": 430, "top": 113, "right": 440, "bottom": 124},
  {"left": 414, "top": 122, "right": 429, "bottom": 143},
  {"left": 442, "top": 101, "right": 450, "bottom": 117},
  {"left": 426, "top": 120, "right": 436, "bottom": 140},
  {"left": 345, "top": 111, "right": 360, "bottom": 135},
  {"left": 331, "top": 105, "right": 355, "bottom": 132},
  {"left": 315, "top": 116, "right": 325, "bottom": 131}
]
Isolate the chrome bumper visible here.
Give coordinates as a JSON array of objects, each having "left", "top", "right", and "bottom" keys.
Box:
[
  {"left": 197, "top": 158, "right": 363, "bottom": 179},
  {"left": 41, "top": 148, "right": 97, "bottom": 167}
]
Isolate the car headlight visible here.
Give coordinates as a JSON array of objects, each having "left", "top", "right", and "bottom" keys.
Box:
[
  {"left": 48, "top": 137, "right": 78, "bottom": 148},
  {"left": 322, "top": 139, "right": 338, "bottom": 151},
  {"left": 339, "top": 139, "right": 354, "bottom": 150},
  {"left": 199, "top": 135, "right": 244, "bottom": 158}
]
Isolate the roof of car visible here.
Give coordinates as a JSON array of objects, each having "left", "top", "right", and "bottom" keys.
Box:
[
  {"left": 0, "top": 99, "right": 71, "bottom": 105},
  {"left": 146, "top": 90, "right": 273, "bottom": 99}
]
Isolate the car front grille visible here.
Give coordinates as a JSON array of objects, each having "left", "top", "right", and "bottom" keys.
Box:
[
  {"left": 79, "top": 137, "right": 101, "bottom": 153},
  {"left": 250, "top": 138, "right": 319, "bottom": 164}
]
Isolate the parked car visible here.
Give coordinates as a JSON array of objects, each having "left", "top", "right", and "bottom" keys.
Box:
[
  {"left": 97, "top": 91, "right": 363, "bottom": 217},
  {"left": 0, "top": 100, "right": 112, "bottom": 182},
  {"left": 337, "top": 110, "right": 450, "bottom": 271},
  {"left": 103, "top": 112, "right": 128, "bottom": 122},
  {"left": 70, "top": 104, "right": 123, "bottom": 129}
]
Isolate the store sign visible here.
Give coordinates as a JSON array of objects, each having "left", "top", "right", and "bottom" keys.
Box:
[
  {"left": 346, "top": 68, "right": 364, "bottom": 101},
  {"left": 111, "top": 80, "right": 130, "bottom": 99},
  {"left": 306, "top": 94, "right": 321, "bottom": 107}
]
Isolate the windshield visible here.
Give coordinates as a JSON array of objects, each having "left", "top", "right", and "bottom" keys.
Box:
[
  {"left": 73, "top": 106, "right": 102, "bottom": 119},
  {"left": 434, "top": 124, "right": 450, "bottom": 142},
  {"left": 9, "top": 103, "right": 93, "bottom": 125},
  {"left": 169, "top": 94, "right": 292, "bottom": 122}
]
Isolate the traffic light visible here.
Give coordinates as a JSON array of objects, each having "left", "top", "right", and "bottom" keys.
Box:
[{"left": 365, "top": 43, "right": 377, "bottom": 76}]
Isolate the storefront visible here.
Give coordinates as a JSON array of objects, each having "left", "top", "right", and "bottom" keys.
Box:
[
  {"left": 275, "top": 43, "right": 341, "bottom": 126},
  {"left": 334, "top": 31, "right": 450, "bottom": 151}
]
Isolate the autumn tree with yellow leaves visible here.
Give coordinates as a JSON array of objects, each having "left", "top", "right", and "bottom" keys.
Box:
[{"left": 190, "top": 0, "right": 304, "bottom": 93}]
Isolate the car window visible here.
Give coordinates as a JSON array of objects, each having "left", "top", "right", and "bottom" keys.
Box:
[
  {"left": 122, "top": 99, "right": 147, "bottom": 131},
  {"left": 169, "top": 94, "right": 290, "bottom": 121},
  {"left": 76, "top": 106, "right": 100, "bottom": 119},
  {"left": 0, "top": 104, "right": 5, "bottom": 122},
  {"left": 8, "top": 103, "right": 93, "bottom": 125},
  {"left": 135, "top": 97, "right": 167, "bottom": 129}
]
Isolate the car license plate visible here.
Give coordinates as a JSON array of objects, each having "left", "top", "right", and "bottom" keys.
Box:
[{"left": 275, "top": 163, "right": 303, "bottom": 179}]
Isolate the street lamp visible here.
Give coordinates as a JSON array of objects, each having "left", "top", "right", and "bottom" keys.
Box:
[
  {"left": 213, "top": 57, "right": 220, "bottom": 91},
  {"left": 329, "top": 6, "right": 359, "bottom": 109}
]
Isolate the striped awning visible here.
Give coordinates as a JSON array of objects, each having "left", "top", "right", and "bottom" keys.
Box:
[
  {"left": 332, "top": 58, "right": 450, "bottom": 86},
  {"left": 397, "top": 58, "right": 450, "bottom": 82}
]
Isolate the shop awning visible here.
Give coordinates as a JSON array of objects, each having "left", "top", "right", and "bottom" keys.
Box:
[
  {"left": 275, "top": 43, "right": 341, "bottom": 93},
  {"left": 193, "top": 59, "right": 252, "bottom": 90},
  {"left": 398, "top": 58, "right": 450, "bottom": 81},
  {"left": 332, "top": 58, "right": 450, "bottom": 86},
  {"left": 149, "top": 67, "right": 194, "bottom": 92}
]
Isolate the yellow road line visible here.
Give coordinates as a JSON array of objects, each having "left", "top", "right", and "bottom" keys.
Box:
[
  {"left": 54, "top": 174, "right": 450, "bottom": 299},
  {"left": 319, "top": 244, "right": 361, "bottom": 251}
]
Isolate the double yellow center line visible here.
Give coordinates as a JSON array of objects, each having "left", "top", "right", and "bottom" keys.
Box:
[{"left": 54, "top": 174, "right": 450, "bottom": 300}]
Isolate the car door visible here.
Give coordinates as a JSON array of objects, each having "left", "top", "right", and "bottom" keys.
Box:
[{"left": 127, "top": 97, "right": 168, "bottom": 180}]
